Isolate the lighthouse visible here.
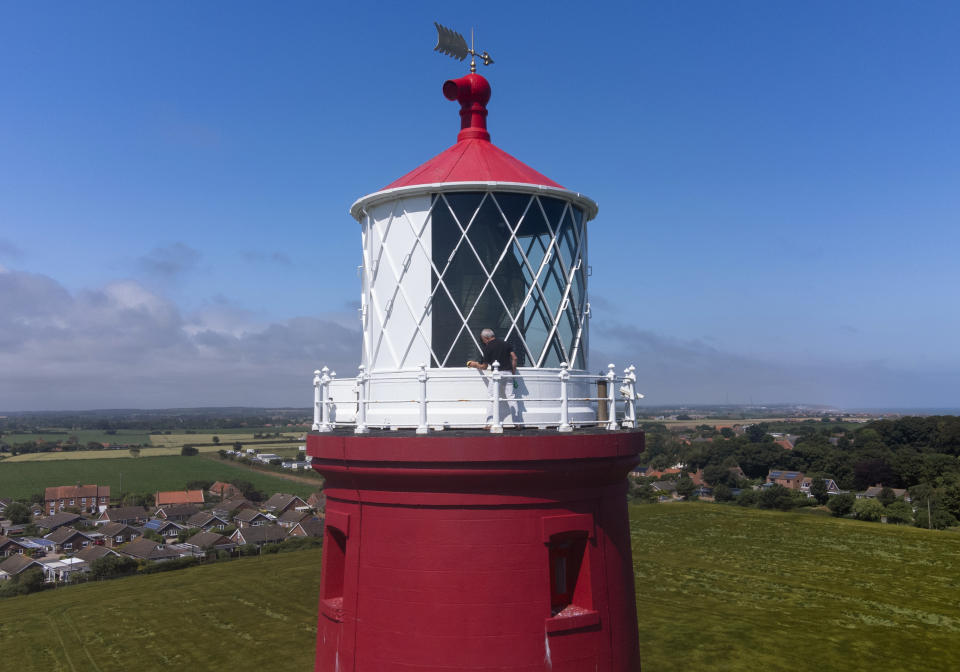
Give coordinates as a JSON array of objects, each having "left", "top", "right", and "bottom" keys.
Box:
[{"left": 307, "top": 27, "right": 644, "bottom": 671}]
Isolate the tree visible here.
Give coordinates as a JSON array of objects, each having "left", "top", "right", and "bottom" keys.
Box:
[
  {"left": 747, "top": 424, "right": 770, "bottom": 443},
  {"left": 758, "top": 484, "right": 795, "bottom": 511},
  {"left": 884, "top": 500, "right": 913, "bottom": 525},
  {"left": 675, "top": 476, "right": 695, "bottom": 500},
  {"left": 852, "top": 497, "right": 884, "bottom": 522},
  {"left": 90, "top": 555, "right": 138, "bottom": 580},
  {"left": 827, "top": 493, "right": 855, "bottom": 517},
  {"left": 212, "top": 436, "right": 220, "bottom": 444},
  {"left": 129, "top": 447, "right": 141, "bottom": 458},
  {"left": 736, "top": 489, "right": 759, "bottom": 507},
  {"left": 809, "top": 478, "right": 829, "bottom": 505},
  {"left": 181, "top": 445, "right": 198, "bottom": 457},
  {"left": 712, "top": 483, "right": 734, "bottom": 502},
  {"left": 877, "top": 486, "right": 897, "bottom": 508},
  {"left": 4, "top": 501, "right": 32, "bottom": 525},
  {"left": 720, "top": 427, "right": 735, "bottom": 439}
]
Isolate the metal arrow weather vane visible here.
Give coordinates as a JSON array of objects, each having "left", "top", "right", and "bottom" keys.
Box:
[{"left": 433, "top": 22, "right": 494, "bottom": 73}]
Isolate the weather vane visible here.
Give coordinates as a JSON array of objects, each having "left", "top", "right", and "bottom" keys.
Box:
[{"left": 433, "top": 22, "right": 494, "bottom": 74}]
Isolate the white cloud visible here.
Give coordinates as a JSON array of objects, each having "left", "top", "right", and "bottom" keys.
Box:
[{"left": 0, "top": 269, "right": 360, "bottom": 411}]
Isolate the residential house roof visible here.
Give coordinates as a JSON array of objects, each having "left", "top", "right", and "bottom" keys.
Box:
[
  {"left": 99, "top": 522, "right": 141, "bottom": 538},
  {"left": 44, "top": 484, "right": 110, "bottom": 501},
  {"left": 97, "top": 506, "right": 149, "bottom": 524},
  {"left": 235, "top": 509, "right": 272, "bottom": 524},
  {"left": 44, "top": 526, "right": 93, "bottom": 545},
  {"left": 0, "top": 535, "right": 27, "bottom": 553},
  {"left": 184, "top": 531, "right": 235, "bottom": 550},
  {"left": 155, "top": 504, "right": 200, "bottom": 520},
  {"left": 154, "top": 490, "right": 205, "bottom": 506},
  {"left": 209, "top": 481, "right": 241, "bottom": 499},
  {"left": 231, "top": 524, "right": 288, "bottom": 545},
  {"left": 212, "top": 497, "right": 255, "bottom": 515},
  {"left": 261, "top": 493, "right": 307, "bottom": 513},
  {"left": 185, "top": 511, "right": 229, "bottom": 528},
  {"left": 278, "top": 509, "right": 311, "bottom": 526},
  {"left": 306, "top": 492, "right": 326, "bottom": 510},
  {"left": 118, "top": 538, "right": 180, "bottom": 561},
  {"left": 74, "top": 545, "right": 120, "bottom": 563},
  {"left": 0, "top": 553, "right": 42, "bottom": 575},
  {"left": 767, "top": 470, "right": 804, "bottom": 481},
  {"left": 290, "top": 518, "right": 325, "bottom": 538},
  {"left": 862, "top": 485, "right": 909, "bottom": 499},
  {"left": 34, "top": 512, "right": 84, "bottom": 531},
  {"left": 143, "top": 518, "right": 184, "bottom": 533}
]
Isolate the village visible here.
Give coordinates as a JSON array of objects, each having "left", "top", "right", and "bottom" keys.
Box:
[{"left": 0, "top": 481, "right": 324, "bottom": 585}]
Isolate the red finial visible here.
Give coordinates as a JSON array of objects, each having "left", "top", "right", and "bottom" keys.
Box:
[{"left": 442, "top": 73, "right": 491, "bottom": 142}]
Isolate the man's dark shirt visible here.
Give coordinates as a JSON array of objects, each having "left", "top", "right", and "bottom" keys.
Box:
[{"left": 481, "top": 338, "right": 515, "bottom": 373}]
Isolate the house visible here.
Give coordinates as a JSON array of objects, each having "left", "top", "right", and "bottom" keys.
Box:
[
  {"left": 234, "top": 509, "right": 274, "bottom": 528},
  {"left": 17, "top": 537, "right": 56, "bottom": 556},
  {"left": 306, "top": 492, "right": 326, "bottom": 511},
  {"left": 34, "top": 512, "right": 84, "bottom": 533},
  {"left": 97, "top": 506, "right": 150, "bottom": 526},
  {"left": 185, "top": 511, "right": 231, "bottom": 532},
  {"left": 74, "top": 545, "right": 120, "bottom": 563},
  {"left": 209, "top": 481, "right": 241, "bottom": 500},
  {"left": 277, "top": 509, "right": 312, "bottom": 529},
  {"left": 154, "top": 504, "right": 200, "bottom": 522},
  {"left": 800, "top": 477, "right": 843, "bottom": 497},
  {"left": 40, "top": 557, "right": 88, "bottom": 583},
  {"left": 230, "top": 524, "right": 287, "bottom": 548},
  {"left": 44, "top": 484, "right": 110, "bottom": 515},
  {"left": 256, "top": 453, "right": 282, "bottom": 464},
  {"left": 261, "top": 493, "right": 308, "bottom": 515},
  {"left": 651, "top": 481, "right": 680, "bottom": 502},
  {"left": 98, "top": 522, "right": 142, "bottom": 548},
  {"left": 766, "top": 470, "right": 805, "bottom": 490},
  {"left": 182, "top": 531, "right": 236, "bottom": 557},
  {"left": 212, "top": 497, "right": 255, "bottom": 517},
  {"left": 0, "top": 535, "right": 28, "bottom": 557},
  {"left": 118, "top": 538, "right": 180, "bottom": 562},
  {"left": 154, "top": 490, "right": 205, "bottom": 507},
  {"left": 860, "top": 484, "right": 911, "bottom": 501},
  {"left": 0, "top": 554, "right": 43, "bottom": 579},
  {"left": 44, "top": 527, "right": 95, "bottom": 553},
  {"left": 143, "top": 518, "right": 185, "bottom": 539},
  {"left": 282, "top": 461, "right": 310, "bottom": 470},
  {"left": 288, "top": 518, "right": 325, "bottom": 538}
]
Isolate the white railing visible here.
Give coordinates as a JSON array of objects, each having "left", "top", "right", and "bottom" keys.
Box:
[{"left": 311, "top": 362, "right": 643, "bottom": 434}]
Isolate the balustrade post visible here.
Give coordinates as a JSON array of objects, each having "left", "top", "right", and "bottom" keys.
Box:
[
  {"left": 312, "top": 369, "right": 322, "bottom": 431},
  {"left": 558, "top": 362, "right": 573, "bottom": 432},
  {"left": 606, "top": 363, "right": 619, "bottom": 430},
  {"left": 318, "top": 366, "right": 332, "bottom": 432},
  {"left": 489, "top": 361, "right": 503, "bottom": 434},
  {"left": 621, "top": 365, "right": 637, "bottom": 429},
  {"left": 416, "top": 363, "right": 429, "bottom": 435},
  {"left": 354, "top": 365, "right": 369, "bottom": 434}
]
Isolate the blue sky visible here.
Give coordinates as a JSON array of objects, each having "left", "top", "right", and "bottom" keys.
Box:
[{"left": 1, "top": 1, "right": 958, "bottom": 410}]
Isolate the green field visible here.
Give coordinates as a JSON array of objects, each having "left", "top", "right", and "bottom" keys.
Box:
[
  {"left": 1, "top": 429, "right": 153, "bottom": 446},
  {"left": 0, "top": 455, "right": 319, "bottom": 500},
  {"left": 632, "top": 503, "right": 960, "bottom": 671},
  {"left": 0, "top": 550, "right": 323, "bottom": 671},
  {"left": 1, "top": 504, "right": 958, "bottom": 671}
]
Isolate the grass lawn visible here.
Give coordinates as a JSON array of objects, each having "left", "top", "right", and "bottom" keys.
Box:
[
  {"left": 632, "top": 502, "right": 960, "bottom": 671},
  {"left": 0, "top": 455, "right": 319, "bottom": 500},
  {"left": 0, "top": 550, "right": 323, "bottom": 671},
  {"left": 1, "top": 502, "right": 958, "bottom": 671}
]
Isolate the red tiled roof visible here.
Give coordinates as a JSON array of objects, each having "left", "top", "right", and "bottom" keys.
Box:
[
  {"left": 44, "top": 484, "right": 110, "bottom": 500},
  {"left": 154, "top": 490, "right": 205, "bottom": 506}
]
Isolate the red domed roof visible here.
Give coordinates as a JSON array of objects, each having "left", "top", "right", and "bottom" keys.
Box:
[{"left": 383, "top": 73, "right": 564, "bottom": 191}]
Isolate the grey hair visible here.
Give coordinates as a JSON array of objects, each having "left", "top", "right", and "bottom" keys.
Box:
[{"left": 480, "top": 328, "right": 495, "bottom": 339}]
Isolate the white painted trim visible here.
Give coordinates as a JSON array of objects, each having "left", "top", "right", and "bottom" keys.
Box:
[{"left": 351, "top": 182, "right": 598, "bottom": 222}]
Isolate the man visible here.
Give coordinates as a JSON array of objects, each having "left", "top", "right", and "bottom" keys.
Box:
[{"left": 467, "top": 328, "right": 519, "bottom": 425}]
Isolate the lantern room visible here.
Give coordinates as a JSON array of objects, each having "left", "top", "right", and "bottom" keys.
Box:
[{"left": 313, "top": 72, "right": 639, "bottom": 431}]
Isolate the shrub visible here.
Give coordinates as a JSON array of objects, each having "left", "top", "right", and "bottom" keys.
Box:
[
  {"left": 828, "top": 493, "right": 855, "bottom": 517},
  {"left": 181, "top": 445, "right": 199, "bottom": 457},
  {"left": 884, "top": 500, "right": 913, "bottom": 525},
  {"left": 853, "top": 497, "right": 884, "bottom": 522}
]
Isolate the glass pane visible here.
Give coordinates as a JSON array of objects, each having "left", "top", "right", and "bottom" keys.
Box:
[
  {"left": 446, "top": 324, "right": 478, "bottom": 367},
  {"left": 538, "top": 196, "right": 566, "bottom": 234},
  {"left": 541, "top": 333, "right": 565, "bottom": 368},
  {"left": 444, "top": 192, "right": 486, "bottom": 231},
  {"left": 557, "top": 206, "right": 577, "bottom": 274},
  {"left": 503, "top": 326, "right": 529, "bottom": 367},
  {"left": 491, "top": 192, "right": 531, "bottom": 232},
  {"left": 516, "top": 197, "right": 551, "bottom": 238},
  {"left": 540, "top": 252, "right": 567, "bottom": 316},
  {"left": 574, "top": 346, "right": 585, "bottom": 370},
  {"left": 465, "top": 196, "right": 509, "bottom": 274},
  {"left": 520, "top": 291, "right": 552, "bottom": 365},
  {"left": 556, "top": 304, "right": 578, "bottom": 364}
]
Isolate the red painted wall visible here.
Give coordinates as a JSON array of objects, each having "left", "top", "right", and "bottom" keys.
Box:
[{"left": 308, "top": 431, "right": 644, "bottom": 671}]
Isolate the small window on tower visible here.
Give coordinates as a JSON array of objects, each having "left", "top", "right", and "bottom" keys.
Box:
[{"left": 547, "top": 532, "right": 590, "bottom": 617}]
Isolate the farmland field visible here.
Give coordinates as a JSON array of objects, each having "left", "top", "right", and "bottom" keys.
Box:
[
  {"left": 632, "top": 503, "right": 960, "bottom": 671},
  {"left": 0, "top": 503, "right": 958, "bottom": 671},
  {"left": 0, "top": 550, "right": 323, "bottom": 671},
  {"left": 0, "top": 455, "right": 319, "bottom": 500}
]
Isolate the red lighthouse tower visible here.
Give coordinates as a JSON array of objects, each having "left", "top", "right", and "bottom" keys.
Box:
[{"left": 307, "top": 33, "right": 643, "bottom": 671}]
